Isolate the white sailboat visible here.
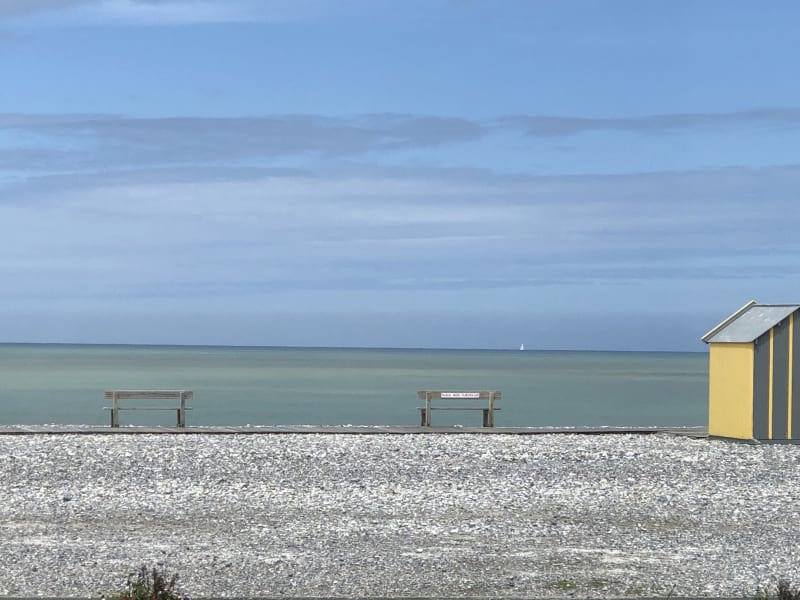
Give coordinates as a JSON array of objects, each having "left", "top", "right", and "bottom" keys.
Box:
[{"left": 519, "top": 343, "right": 525, "bottom": 351}]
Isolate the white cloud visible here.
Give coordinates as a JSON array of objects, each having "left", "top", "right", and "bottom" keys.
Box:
[
  {"left": 3, "top": 165, "right": 799, "bottom": 308},
  {"left": 0, "top": 0, "right": 337, "bottom": 24},
  {"left": 2, "top": 110, "right": 800, "bottom": 346},
  {"left": 90, "top": 0, "right": 256, "bottom": 24},
  {"left": 2, "top": 162, "right": 799, "bottom": 348},
  {"left": 0, "top": 0, "right": 87, "bottom": 17}
]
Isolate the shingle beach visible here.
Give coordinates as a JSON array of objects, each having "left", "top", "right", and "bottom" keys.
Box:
[{"left": 2, "top": 432, "right": 799, "bottom": 598}]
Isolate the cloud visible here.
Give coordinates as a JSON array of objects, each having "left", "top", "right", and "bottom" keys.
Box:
[
  {"left": 3, "top": 109, "right": 800, "bottom": 340},
  {"left": 0, "top": 0, "right": 334, "bottom": 24},
  {"left": 88, "top": 0, "right": 259, "bottom": 25},
  {"left": 0, "top": 113, "right": 487, "bottom": 172},
  {"left": 499, "top": 107, "right": 800, "bottom": 137},
  {"left": 0, "top": 0, "right": 88, "bottom": 17},
  {"left": 2, "top": 163, "right": 799, "bottom": 306},
  {"left": 4, "top": 107, "right": 800, "bottom": 179},
  {"left": 2, "top": 155, "right": 799, "bottom": 352}
]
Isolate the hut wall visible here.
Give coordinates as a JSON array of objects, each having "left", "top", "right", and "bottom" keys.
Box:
[{"left": 708, "top": 342, "right": 754, "bottom": 439}]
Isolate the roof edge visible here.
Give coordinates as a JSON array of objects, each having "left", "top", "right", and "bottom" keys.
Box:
[{"left": 701, "top": 300, "right": 758, "bottom": 343}]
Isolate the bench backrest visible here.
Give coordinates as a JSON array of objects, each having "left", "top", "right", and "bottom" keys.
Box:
[
  {"left": 417, "top": 390, "right": 501, "bottom": 401},
  {"left": 104, "top": 390, "right": 193, "bottom": 400}
]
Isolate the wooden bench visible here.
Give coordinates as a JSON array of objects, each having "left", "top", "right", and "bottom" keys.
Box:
[
  {"left": 103, "top": 390, "right": 193, "bottom": 428},
  {"left": 417, "top": 390, "right": 501, "bottom": 427}
]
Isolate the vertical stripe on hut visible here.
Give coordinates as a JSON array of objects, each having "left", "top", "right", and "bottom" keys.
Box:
[
  {"left": 771, "top": 318, "right": 790, "bottom": 440},
  {"left": 753, "top": 332, "right": 771, "bottom": 441},
  {"left": 792, "top": 314, "right": 800, "bottom": 438}
]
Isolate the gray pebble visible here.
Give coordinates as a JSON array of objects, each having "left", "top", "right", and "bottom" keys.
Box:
[{"left": 0, "top": 433, "right": 798, "bottom": 598}]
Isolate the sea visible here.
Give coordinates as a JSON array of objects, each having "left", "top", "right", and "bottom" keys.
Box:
[{"left": 0, "top": 344, "right": 708, "bottom": 427}]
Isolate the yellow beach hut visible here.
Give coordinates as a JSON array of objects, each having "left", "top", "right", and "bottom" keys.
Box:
[{"left": 702, "top": 300, "right": 800, "bottom": 441}]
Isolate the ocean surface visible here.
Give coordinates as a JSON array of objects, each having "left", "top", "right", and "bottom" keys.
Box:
[{"left": 0, "top": 344, "right": 708, "bottom": 427}]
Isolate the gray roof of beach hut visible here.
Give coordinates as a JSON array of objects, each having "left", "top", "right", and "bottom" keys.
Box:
[{"left": 702, "top": 301, "right": 800, "bottom": 344}]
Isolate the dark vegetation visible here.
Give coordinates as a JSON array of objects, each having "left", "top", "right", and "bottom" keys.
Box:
[
  {"left": 107, "top": 564, "right": 185, "bottom": 600},
  {"left": 756, "top": 581, "right": 800, "bottom": 600},
  {"left": 104, "top": 563, "right": 800, "bottom": 599}
]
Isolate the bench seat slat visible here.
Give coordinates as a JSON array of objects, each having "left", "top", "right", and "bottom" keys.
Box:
[
  {"left": 417, "top": 406, "right": 502, "bottom": 411},
  {"left": 103, "top": 407, "right": 194, "bottom": 411},
  {"left": 417, "top": 391, "right": 501, "bottom": 401},
  {"left": 104, "top": 390, "right": 193, "bottom": 400}
]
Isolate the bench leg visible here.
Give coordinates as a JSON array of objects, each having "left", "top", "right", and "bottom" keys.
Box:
[
  {"left": 176, "top": 409, "right": 185, "bottom": 428},
  {"left": 419, "top": 408, "right": 428, "bottom": 427},
  {"left": 110, "top": 392, "right": 120, "bottom": 427},
  {"left": 483, "top": 408, "right": 495, "bottom": 428}
]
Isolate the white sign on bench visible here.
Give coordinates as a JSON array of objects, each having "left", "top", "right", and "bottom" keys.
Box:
[
  {"left": 416, "top": 390, "right": 501, "bottom": 427},
  {"left": 103, "top": 390, "right": 193, "bottom": 428}
]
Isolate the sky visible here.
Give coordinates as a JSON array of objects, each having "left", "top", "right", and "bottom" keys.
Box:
[{"left": 1, "top": 0, "right": 800, "bottom": 351}]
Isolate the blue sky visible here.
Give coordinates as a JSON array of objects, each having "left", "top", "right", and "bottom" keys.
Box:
[{"left": 2, "top": 0, "right": 800, "bottom": 351}]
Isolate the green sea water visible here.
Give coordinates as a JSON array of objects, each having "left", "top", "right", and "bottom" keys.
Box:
[{"left": 0, "top": 344, "right": 708, "bottom": 427}]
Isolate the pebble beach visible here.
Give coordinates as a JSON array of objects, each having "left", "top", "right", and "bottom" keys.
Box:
[{"left": 2, "top": 432, "right": 800, "bottom": 598}]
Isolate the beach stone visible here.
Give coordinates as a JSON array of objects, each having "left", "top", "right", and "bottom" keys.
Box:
[{"left": 0, "top": 433, "right": 799, "bottom": 597}]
